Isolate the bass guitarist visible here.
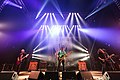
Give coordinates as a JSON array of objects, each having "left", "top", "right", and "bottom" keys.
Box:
[
  {"left": 16, "top": 49, "right": 29, "bottom": 74},
  {"left": 98, "top": 48, "right": 114, "bottom": 75}
]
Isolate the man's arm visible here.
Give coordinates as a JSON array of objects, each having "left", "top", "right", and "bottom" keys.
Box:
[{"left": 98, "top": 57, "right": 105, "bottom": 62}]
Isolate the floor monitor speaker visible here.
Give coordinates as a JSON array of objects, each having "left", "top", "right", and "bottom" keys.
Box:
[
  {"left": 0, "top": 71, "right": 18, "bottom": 80},
  {"left": 28, "top": 71, "right": 44, "bottom": 80},
  {"left": 62, "top": 71, "right": 76, "bottom": 80},
  {"left": 103, "top": 71, "right": 120, "bottom": 80},
  {"left": 45, "top": 71, "right": 59, "bottom": 80},
  {"left": 77, "top": 71, "right": 93, "bottom": 80}
]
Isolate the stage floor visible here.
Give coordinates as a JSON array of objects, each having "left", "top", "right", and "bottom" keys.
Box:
[{"left": 18, "top": 71, "right": 103, "bottom": 80}]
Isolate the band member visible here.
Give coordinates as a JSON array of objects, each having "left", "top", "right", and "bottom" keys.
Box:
[
  {"left": 16, "top": 49, "right": 29, "bottom": 74},
  {"left": 97, "top": 48, "right": 114, "bottom": 75},
  {"left": 56, "top": 47, "right": 67, "bottom": 71}
]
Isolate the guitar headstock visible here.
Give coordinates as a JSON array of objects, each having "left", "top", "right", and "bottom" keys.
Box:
[
  {"left": 25, "top": 54, "right": 29, "bottom": 58},
  {"left": 109, "top": 54, "right": 115, "bottom": 58},
  {"left": 111, "top": 54, "right": 115, "bottom": 56}
]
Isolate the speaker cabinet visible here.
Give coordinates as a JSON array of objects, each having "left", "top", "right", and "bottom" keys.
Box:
[
  {"left": 62, "top": 71, "right": 76, "bottom": 80},
  {"left": 78, "top": 61, "right": 87, "bottom": 71},
  {"left": 103, "top": 71, "right": 120, "bottom": 80},
  {"left": 45, "top": 71, "right": 59, "bottom": 80},
  {"left": 77, "top": 71, "right": 93, "bottom": 80},
  {"left": 28, "top": 71, "right": 45, "bottom": 80},
  {"left": 28, "top": 61, "right": 38, "bottom": 71},
  {"left": 0, "top": 71, "right": 18, "bottom": 80}
]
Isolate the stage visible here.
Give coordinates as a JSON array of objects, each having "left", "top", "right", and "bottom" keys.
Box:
[
  {"left": 18, "top": 71, "right": 103, "bottom": 80},
  {"left": 0, "top": 65, "right": 120, "bottom": 80}
]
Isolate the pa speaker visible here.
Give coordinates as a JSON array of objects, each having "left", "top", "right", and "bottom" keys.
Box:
[
  {"left": 0, "top": 71, "right": 18, "bottom": 80},
  {"left": 45, "top": 71, "right": 59, "bottom": 80},
  {"left": 62, "top": 71, "right": 76, "bottom": 80},
  {"left": 103, "top": 71, "right": 120, "bottom": 80},
  {"left": 77, "top": 71, "right": 93, "bottom": 80},
  {"left": 28, "top": 71, "right": 45, "bottom": 80}
]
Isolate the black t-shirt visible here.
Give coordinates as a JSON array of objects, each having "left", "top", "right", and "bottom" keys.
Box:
[
  {"left": 19, "top": 53, "right": 27, "bottom": 70},
  {"left": 18, "top": 53, "right": 26, "bottom": 60},
  {"left": 98, "top": 52, "right": 106, "bottom": 59}
]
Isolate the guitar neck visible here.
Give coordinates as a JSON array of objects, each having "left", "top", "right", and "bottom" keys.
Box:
[{"left": 22, "top": 54, "right": 29, "bottom": 60}]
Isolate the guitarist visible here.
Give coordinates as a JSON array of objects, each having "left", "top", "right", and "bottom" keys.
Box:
[
  {"left": 57, "top": 47, "right": 67, "bottom": 71},
  {"left": 16, "top": 49, "right": 28, "bottom": 74},
  {"left": 98, "top": 48, "right": 114, "bottom": 75}
]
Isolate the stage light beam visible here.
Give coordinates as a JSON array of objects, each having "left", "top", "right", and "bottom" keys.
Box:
[
  {"left": 33, "top": 46, "right": 48, "bottom": 53},
  {"left": 74, "top": 13, "right": 80, "bottom": 25},
  {"left": 77, "top": 13, "right": 87, "bottom": 26},
  {"left": 50, "top": 25, "right": 61, "bottom": 37},
  {"left": 34, "top": 13, "right": 47, "bottom": 29},
  {"left": 77, "top": 25, "right": 82, "bottom": 41},
  {"left": 65, "top": 13, "right": 71, "bottom": 25},
  {"left": 73, "top": 44, "right": 88, "bottom": 53},
  {"left": 70, "top": 13, "right": 74, "bottom": 27},
  {"left": 51, "top": 0, "right": 64, "bottom": 19},
  {"left": 43, "top": 13, "right": 49, "bottom": 24},
  {"left": 6, "top": 1, "right": 22, "bottom": 9},
  {"left": 80, "top": 56, "right": 90, "bottom": 61},
  {"left": 35, "top": 0, "right": 49, "bottom": 19},
  {"left": 50, "top": 13, "right": 53, "bottom": 25},
  {"left": 52, "top": 13, "right": 58, "bottom": 24},
  {"left": 85, "top": 0, "right": 113, "bottom": 19}
]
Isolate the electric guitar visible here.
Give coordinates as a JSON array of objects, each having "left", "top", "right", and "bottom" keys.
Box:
[
  {"left": 58, "top": 51, "right": 72, "bottom": 62},
  {"left": 16, "top": 54, "right": 29, "bottom": 65},
  {"left": 100, "top": 54, "right": 115, "bottom": 63}
]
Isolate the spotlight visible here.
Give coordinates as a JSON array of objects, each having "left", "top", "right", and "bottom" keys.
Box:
[
  {"left": 33, "top": 46, "right": 47, "bottom": 53},
  {"left": 19, "top": 6, "right": 22, "bottom": 9}
]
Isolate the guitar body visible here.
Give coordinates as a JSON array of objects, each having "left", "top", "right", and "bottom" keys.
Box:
[
  {"left": 58, "top": 51, "right": 72, "bottom": 63},
  {"left": 16, "top": 60, "right": 21, "bottom": 65},
  {"left": 16, "top": 54, "right": 29, "bottom": 65},
  {"left": 59, "top": 56, "right": 65, "bottom": 63}
]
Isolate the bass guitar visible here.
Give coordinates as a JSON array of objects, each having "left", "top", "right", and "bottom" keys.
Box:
[
  {"left": 16, "top": 54, "right": 29, "bottom": 65},
  {"left": 100, "top": 54, "right": 115, "bottom": 63}
]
